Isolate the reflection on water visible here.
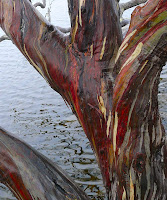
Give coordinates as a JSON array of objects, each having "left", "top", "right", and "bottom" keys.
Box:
[{"left": 0, "top": 0, "right": 167, "bottom": 199}]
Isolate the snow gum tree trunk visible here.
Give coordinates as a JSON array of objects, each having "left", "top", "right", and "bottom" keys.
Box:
[
  {"left": 0, "top": 0, "right": 166, "bottom": 199},
  {"left": 112, "top": 1, "right": 167, "bottom": 198}
]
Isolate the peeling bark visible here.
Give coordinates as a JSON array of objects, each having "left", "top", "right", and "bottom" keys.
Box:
[
  {"left": 111, "top": 0, "right": 167, "bottom": 198},
  {"left": 0, "top": 0, "right": 122, "bottom": 196},
  {"left": 0, "top": 0, "right": 166, "bottom": 199}
]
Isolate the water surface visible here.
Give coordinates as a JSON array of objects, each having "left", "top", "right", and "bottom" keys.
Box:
[{"left": 0, "top": 0, "right": 167, "bottom": 199}]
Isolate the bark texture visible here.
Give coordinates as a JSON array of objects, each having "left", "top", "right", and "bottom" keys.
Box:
[
  {"left": 0, "top": 0, "right": 166, "bottom": 199},
  {"left": 0, "top": 0, "right": 122, "bottom": 194},
  {"left": 0, "top": 127, "right": 90, "bottom": 200},
  {"left": 111, "top": 0, "right": 167, "bottom": 198}
]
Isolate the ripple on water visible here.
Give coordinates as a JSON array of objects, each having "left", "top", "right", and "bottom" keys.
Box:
[
  {"left": 0, "top": 40, "right": 106, "bottom": 199},
  {"left": 0, "top": 1, "right": 167, "bottom": 199}
]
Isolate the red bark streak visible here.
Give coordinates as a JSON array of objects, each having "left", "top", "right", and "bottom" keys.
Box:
[
  {"left": 0, "top": 149, "right": 32, "bottom": 199},
  {"left": 0, "top": 128, "right": 90, "bottom": 200},
  {"left": 0, "top": 0, "right": 167, "bottom": 199}
]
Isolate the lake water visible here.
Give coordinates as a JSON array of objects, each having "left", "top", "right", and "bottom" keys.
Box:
[{"left": 0, "top": 0, "right": 167, "bottom": 199}]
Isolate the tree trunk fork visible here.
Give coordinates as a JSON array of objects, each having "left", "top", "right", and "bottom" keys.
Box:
[{"left": 0, "top": 0, "right": 166, "bottom": 199}]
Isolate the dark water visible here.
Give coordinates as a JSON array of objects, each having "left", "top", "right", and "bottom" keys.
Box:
[{"left": 0, "top": 0, "right": 167, "bottom": 199}]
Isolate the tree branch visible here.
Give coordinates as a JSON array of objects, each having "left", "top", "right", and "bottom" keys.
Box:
[
  {"left": 110, "top": 0, "right": 167, "bottom": 198},
  {"left": 33, "top": 0, "right": 46, "bottom": 8},
  {"left": 0, "top": 34, "right": 10, "bottom": 42},
  {"left": 0, "top": 0, "right": 47, "bottom": 44},
  {"left": 120, "top": 0, "right": 147, "bottom": 11},
  {"left": 119, "top": 0, "right": 148, "bottom": 21},
  {"left": 0, "top": 0, "right": 69, "bottom": 90},
  {"left": 0, "top": 127, "right": 90, "bottom": 199},
  {"left": 68, "top": 0, "right": 123, "bottom": 56}
]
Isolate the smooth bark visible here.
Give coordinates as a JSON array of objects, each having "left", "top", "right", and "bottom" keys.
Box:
[
  {"left": 120, "top": 0, "right": 147, "bottom": 11},
  {"left": 0, "top": 0, "right": 166, "bottom": 199},
  {"left": 0, "top": 0, "right": 122, "bottom": 195},
  {"left": 33, "top": 0, "right": 46, "bottom": 8},
  {"left": 0, "top": 127, "right": 90, "bottom": 200},
  {"left": 0, "top": 34, "right": 10, "bottom": 42},
  {"left": 111, "top": 0, "right": 167, "bottom": 198}
]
